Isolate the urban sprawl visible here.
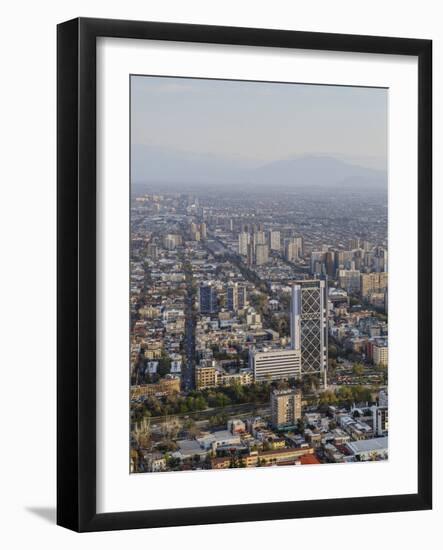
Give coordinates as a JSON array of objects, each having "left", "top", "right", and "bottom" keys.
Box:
[{"left": 130, "top": 188, "right": 388, "bottom": 473}]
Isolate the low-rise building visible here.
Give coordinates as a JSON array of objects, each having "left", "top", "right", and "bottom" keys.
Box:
[
  {"left": 228, "top": 419, "right": 246, "bottom": 434},
  {"left": 211, "top": 446, "right": 314, "bottom": 469},
  {"left": 346, "top": 436, "right": 388, "bottom": 460},
  {"left": 131, "top": 376, "right": 181, "bottom": 399},
  {"left": 197, "top": 430, "right": 241, "bottom": 451},
  {"left": 195, "top": 362, "right": 254, "bottom": 390},
  {"left": 144, "top": 452, "right": 167, "bottom": 472}
]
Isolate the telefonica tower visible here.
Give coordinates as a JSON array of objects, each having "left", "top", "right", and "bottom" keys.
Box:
[{"left": 290, "top": 280, "right": 328, "bottom": 383}]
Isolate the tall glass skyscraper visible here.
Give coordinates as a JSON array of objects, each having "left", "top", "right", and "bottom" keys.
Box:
[
  {"left": 199, "top": 284, "right": 216, "bottom": 314},
  {"left": 291, "top": 280, "right": 328, "bottom": 377}
]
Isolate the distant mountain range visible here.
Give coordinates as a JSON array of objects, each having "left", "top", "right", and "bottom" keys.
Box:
[{"left": 131, "top": 145, "right": 387, "bottom": 191}]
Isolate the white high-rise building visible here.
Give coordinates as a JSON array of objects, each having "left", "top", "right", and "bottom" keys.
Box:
[
  {"left": 250, "top": 349, "right": 301, "bottom": 382},
  {"left": 254, "top": 230, "right": 266, "bottom": 246},
  {"left": 285, "top": 237, "right": 303, "bottom": 262},
  {"left": 238, "top": 232, "right": 250, "bottom": 256},
  {"left": 269, "top": 230, "right": 281, "bottom": 251}
]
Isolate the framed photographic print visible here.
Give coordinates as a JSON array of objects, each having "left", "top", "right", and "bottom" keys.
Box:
[{"left": 57, "top": 17, "right": 432, "bottom": 532}]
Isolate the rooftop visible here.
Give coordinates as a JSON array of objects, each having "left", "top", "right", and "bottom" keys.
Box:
[{"left": 347, "top": 437, "right": 388, "bottom": 454}]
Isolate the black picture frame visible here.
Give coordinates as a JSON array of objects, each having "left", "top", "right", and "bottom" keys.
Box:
[{"left": 57, "top": 17, "right": 432, "bottom": 532}]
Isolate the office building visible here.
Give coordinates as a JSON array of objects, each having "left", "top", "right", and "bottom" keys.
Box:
[
  {"left": 270, "top": 388, "right": 302, "bottom": 429},
  {"left": 335, "top": 250, "right": 354, "bottom": 270},
  {"left": 310, "top": 251, "right": 325, "bottom": 275},
  {"left": 338, "top": 269, "right": 361, "bottom": 293},
  {"left": 290, "top": 284, "right": 302, "bottom": 352},
  {"left": 373, "top": 246, "right": 388, "bottom": 272},
  {"left": 290, "top": 280, "right": 328, "bottom": 376},
  {"left": 325, "top": 251, "right": 335, "bottom": 278},
  {"left": 199, "top": 283, "right": 216, "bottom": 314},
  {"left": 227, "top": 283, "right": 247, "bottom": 311},
  {"left": 250, "top": 349, "right": 301, "bottom": 381}
]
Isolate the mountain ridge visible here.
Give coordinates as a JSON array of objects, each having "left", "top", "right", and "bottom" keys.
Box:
[{"left": 132, "top": 145, "right": 387, "bottom": 190}]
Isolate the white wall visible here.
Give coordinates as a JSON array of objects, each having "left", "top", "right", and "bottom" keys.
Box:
[{"left": 0, "top": 0, "right": 441, "bottom": 547}]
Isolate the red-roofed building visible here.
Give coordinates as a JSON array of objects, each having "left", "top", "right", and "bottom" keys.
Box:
[{"left": 299, "top": 453, "right": 321, "bottom": 465}]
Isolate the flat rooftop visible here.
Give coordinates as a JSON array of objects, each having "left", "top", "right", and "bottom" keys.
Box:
[{"left": 347, "top": 437, "right": 388, "bottom": 454}]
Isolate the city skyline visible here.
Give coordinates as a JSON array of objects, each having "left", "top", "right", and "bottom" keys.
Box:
[{"left": 130, "top": 75, "right": 388, "bottom": 474}]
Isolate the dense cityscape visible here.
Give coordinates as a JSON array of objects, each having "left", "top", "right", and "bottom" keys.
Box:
[{"left": 130, "top": 185, "right": 388, "bottom": 474}]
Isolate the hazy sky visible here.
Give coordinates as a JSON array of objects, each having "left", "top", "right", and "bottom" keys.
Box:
[{"left": 131, "top": 75, "right": 387, "bottom": 170}]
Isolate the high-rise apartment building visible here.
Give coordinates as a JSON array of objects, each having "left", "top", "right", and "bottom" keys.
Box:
[
  {"left": 247, "top": 242, "right": 255, "bottom": 266},
  {"left": 146, "top": 243, "right": 158, "bottom": 259},
  {"left": 290, "top": 280, "right": 328, "bottom": 376},
  {"left": 373, "top": 341, "right": 388, "bottom": 366},
  {"left": 361, "top": 272, "right": 388, "bottom": 298},
  {"left": 238, "top": 231, "right": 250, "bottom": 256},
  {"left": 269, "top": 230, "right": 281, "bottom": 251},
  {"left": 270, "top": 388, "right": 302, "bottom": 429},
  {"left": 199, "top": 283, "right": 216, "bottom": 314},
  {"left": 237, "top": 285, "right": 247, "bottom": 309},
  {"left": 195, "top": 363, "right": 218, "bottom": 389},
  {"left": 255, "top": 243, "right": 269, "bottom": 265},
  {"left": 285, "top": 236, "right": 303, "bottom": 262},
  {"left": 226, "top": 284, "right": 238, "bottom": 311},
  {"left": 163, "top": 233, "right": 182, "bottom": 250},
  {"left": 253, "top": 230, "right": 266, "bottom": 247}
]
